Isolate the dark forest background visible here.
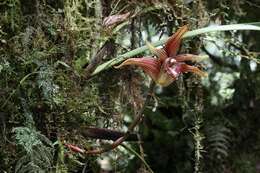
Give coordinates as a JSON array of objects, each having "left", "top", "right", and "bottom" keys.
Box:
[{"left": 1, "top": 0, "right": 260, "bottom": 172}]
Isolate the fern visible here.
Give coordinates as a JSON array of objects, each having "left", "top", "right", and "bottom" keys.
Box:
[
  {"left": 13, "top": 127, "right": 42, "bottom": 153},
  {"left": 36, "top": 63, "right": 60, "bottom": 104},
  {"left": 13, "top": 127, "right": 54, "bottom": 173},
  {"left": 204, "top": 123, "right": 232, "bottom": 172}
]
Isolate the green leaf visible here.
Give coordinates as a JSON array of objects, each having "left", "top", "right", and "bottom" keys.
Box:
[
  {"left": 183, "top": 23, "right": 260, "bottom": 38},
  {"left": 91, "top": 22, "right": 260, "bottom": 76}
]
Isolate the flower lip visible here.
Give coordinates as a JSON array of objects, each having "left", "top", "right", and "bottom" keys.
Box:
[
  {"left": 169, "top": 58, "right": 177, "bottom": 66},
  {"left": 163, "top": 58, "right": 182, "bottom": 79}
]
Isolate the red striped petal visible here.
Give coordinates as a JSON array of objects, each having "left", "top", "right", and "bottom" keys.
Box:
[
  {"left": 115, "top": 57, "right": 160, "bottom": 81},
  {"left": 164, "top": 25, "right": 188, "bottom": 57},
  {"left": 178, "top": 64, "right": 208, "bottom": 77},
  {"left": 174, "top": 54, "right": 209, "bottom": 62}
]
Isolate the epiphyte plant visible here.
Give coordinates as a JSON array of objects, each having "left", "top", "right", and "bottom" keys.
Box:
[{"left": 115, "top": 25, "right": 208, "bottom": 87}]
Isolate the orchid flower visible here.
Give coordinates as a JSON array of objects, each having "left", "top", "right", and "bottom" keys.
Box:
[{"left": 115, "top": 25, "right": 208, "bottom": 87}]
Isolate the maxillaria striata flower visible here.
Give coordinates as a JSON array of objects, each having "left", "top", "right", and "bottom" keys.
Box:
[{"left": 115, "top": 25, "right": 208, "bottom": 87}]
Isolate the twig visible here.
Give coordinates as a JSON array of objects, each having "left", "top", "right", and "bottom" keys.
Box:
[
  {"left": 137, "top": 133, "right": 147, "bottom": 172},
  {"left": 85, "top": 82, "right": 155, "bottom": 155},
  {"left": 245, "top": 0, "right": 260, "bottom": 8},
  {"left": 229, "top": 42, "right": 260, "bottom": 64}
]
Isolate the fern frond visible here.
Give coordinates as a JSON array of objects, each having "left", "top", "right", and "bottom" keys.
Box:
[
  {"left": 17, "top": 162, "right": 42, "bottom": 173},
  {"left": 15, "top": 155, "right": 31, "bottom": 173},
  {"left": 14, "top": 127, "right": 54, "bottom": 173},
  {"left": 204, "top": 123, "right": 232, "bottom": 172},
  {"left": 13, "top": 127, "right": 42, "bottom": 153}
]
